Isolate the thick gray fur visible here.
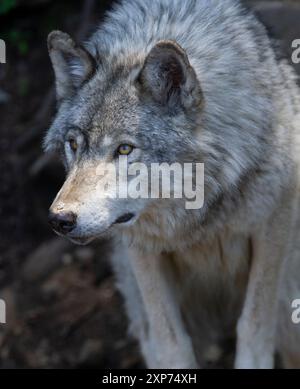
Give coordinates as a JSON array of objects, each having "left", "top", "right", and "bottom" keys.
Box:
[{"left": 45, "top": 0, "right": 300, "bottom": 368}]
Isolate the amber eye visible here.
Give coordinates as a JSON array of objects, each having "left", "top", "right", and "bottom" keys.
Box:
[
  {"left": 117, "top": 144, "right": 134, "bottom": 156},
  {"left": 69, "top": 138, "right": 78, "bottom": 153}
]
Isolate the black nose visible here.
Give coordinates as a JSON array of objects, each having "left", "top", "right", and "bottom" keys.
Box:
[
  {"left": 48, "top": 211, "right": 77, "bottom": 234},
  {"left": 114, "top": 213, "right": 135, "bottom": 224}
]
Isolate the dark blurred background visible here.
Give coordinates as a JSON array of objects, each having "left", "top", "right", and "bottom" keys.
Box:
[{"left": 0, "top": 0, "right": 299, "bottom": 369}]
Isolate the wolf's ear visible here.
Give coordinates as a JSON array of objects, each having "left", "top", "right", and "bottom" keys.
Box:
[
  {"left": 138, "top": 40, "right": 202, "bottom": 111},
  {"left": 48, "top": 31, "right": 96, "bottom": 101}
]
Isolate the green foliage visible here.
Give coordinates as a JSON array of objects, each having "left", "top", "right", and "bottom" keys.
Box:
[
  {"left": 7, "top": 29, "right": 29, "bottom": 55},
  {"left": 18, "top": 77, "right": 30, "bottom": 97},
  {"left": 0, "top": 0, "right": 17, "bottom": 15}
]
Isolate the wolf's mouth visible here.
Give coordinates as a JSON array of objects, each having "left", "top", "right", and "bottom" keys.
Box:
[
  {"left": 68, "top": 214, "right": 137, "bottom": 245},
  {"left": 50, "top": 211, "right": 137, "bottom": 246},
  {"left": 69, "top": 236, "right": 95, "bottom": 246},
  {"left": 114, "top": 213, "right": 135, "bottom": 224}
]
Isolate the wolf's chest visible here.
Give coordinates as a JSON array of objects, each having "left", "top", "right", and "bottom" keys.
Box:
[
  {"left": 174, "top": 232, "right": 252, "bottom": 283},
  {"left": 169, "top": 233, "right": 252, "bottom": 365}
]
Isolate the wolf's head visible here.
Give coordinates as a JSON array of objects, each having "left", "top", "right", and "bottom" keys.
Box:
[
  {"left": 45, "top": 31, "right": 206, "bottom": 245},
  {"left": 45, "top": 25, "right": 273, "bottom": 247}
]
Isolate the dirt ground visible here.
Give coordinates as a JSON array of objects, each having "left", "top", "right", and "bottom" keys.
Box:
[{"left": 0, "top": 0, "right": 299, "bottom": 369}]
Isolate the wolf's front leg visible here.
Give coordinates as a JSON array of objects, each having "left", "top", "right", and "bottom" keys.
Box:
[
  {"left": 235, "top": 206, "right": 294, "bottom": 369},
  {"left": 129, "top": 248, "right": 197, "bottom": 369}
]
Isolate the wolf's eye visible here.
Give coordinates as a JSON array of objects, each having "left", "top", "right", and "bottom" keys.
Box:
[
  {"left": 69, "top": 138, "right": 78, "bottom": 153},
  {"left": 117, "top": 144, "right": 134, "bottom": 156}
]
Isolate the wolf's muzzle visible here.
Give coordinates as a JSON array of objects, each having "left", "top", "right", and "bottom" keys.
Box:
[{"left": 48, "top": 211, "right": 77, "bottom": 235}]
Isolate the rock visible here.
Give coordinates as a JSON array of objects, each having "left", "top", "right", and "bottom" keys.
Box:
[
  {"left": 22, "top": 238, "right": 73, "bottom": 282},
  {"left": 0, "top": 89, "right": 10, "bottom": 105},
  {"left": 61, "top": 253, "right": 73, "bottom": 266},
  {"left": 75, "top": 247, "right": 95, "bottom": 263},
  {"left": 78, "top": 339, "right": 103, "bottom": 365}
]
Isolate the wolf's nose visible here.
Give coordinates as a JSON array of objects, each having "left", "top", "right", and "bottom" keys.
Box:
[{"left": 48, "top": 211, "right": 77, "bottom": 234}]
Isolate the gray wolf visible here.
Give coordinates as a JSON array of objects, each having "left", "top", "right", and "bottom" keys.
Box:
[{"left": 44, "top": 0, "right": 300, "bottom": 368}]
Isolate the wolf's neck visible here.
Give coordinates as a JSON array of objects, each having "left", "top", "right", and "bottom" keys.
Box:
[{"left": 120, "top": 200, "right": 215, "bottom": 254}]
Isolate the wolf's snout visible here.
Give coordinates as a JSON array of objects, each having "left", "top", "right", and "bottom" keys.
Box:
[{"left": 48, "top": 211, "right": 77, "bottom": 235}]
